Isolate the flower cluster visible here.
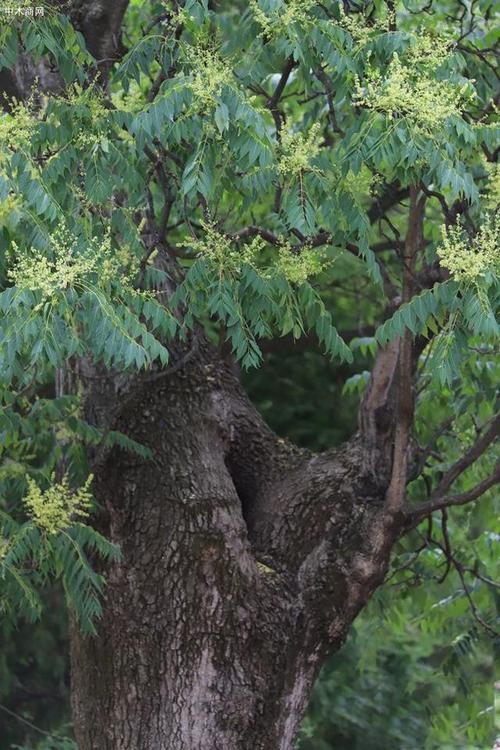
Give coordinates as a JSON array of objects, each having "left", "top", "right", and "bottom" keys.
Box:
[
  {"left": 189, "top": 222, "right": 326, "bottom": 283},
  {"left": 354, "top": 48, "right": 473, "bottom": 132},
  {"left": 9, "top": 224, "right": 98, "bottom": 299},
  {"left": 8, "top": 223, "right": 137, "bottom": 301},
  {"left": 405, "top": 33, "right": 451, "bottom": 69},
  {"left": 274, "top": 241, "right": 327, "bottom": 283},
  {"left": 0, "top": 99, "right": 35, "bottom": 157},
  {"left": 184, "top": 44, "right": 233, "bottom": 112},
  {"left": 190, "top": 222, "right": 264, "bottom": 269},
  {"left": 482, "top": 160, "right": 500, "bottom": 212},
  {"left": 336, "top": 3, "right": 391, "bottom": 45},
  {"left": 249, "top": 0, "right": 315, "bottom": 37},
  {"left": 24, "top": 473, "right": 93, "bottom": 534},
  {"left": 64, "top": 86, "right": 109, "bottom": 151},
  {"left": 0, "top": 194, "right": 20, "bottom": 227},
  {"left": 437, "top": 215, "right": 499, "bottom": 284},
  {"left": 0, "top": 536, "right": 8, "bottom": 561},
  {"left": 278, "top": 123, "right": 321, "bottom": 178},
  {"left": 111, "top": 79, "right": 145, "bottom": 114}
]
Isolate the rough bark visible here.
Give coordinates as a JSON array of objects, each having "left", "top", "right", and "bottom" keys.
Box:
[{"left": 70, "top": 344, "right": 403, "bottom": 750}]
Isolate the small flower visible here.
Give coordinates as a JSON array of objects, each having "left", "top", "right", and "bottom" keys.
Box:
[
  {"left": 249, "top": 0, "right": 315, "bottom": 37},
  {"left": 8, "top": 221, "right": 139, "bottom": 301}
]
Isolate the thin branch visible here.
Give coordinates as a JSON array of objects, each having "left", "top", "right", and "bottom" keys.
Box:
[
  {"left": 413, "top": 415, "right": 455, "bottom": 477},
  {"left": 421, "top": 184, "right": 454, "bottom": 224},
  {"left": 0, "top": 702, "right": 61, "bottom": 739},
  {"left": 231, "top": 225, "right": 281, "bottom": 245},
  {"left": 464, "top": 567, "right": 500, "bottom": 590},
  {"left": 408, "top": 462, "right": 500, "bottom": 521},
  {"left": 368, "top": 184, "right": 410, "bottom": 224},
  {"left": 433, "top": 414, "right": 499, "bottom": 497},
  {"left": 314, "top": 67, "right": 344, "bottom": 136},
  {"left": 454, "top": 561, "right": 498, "bottom": 637},
  {"left": 411, "top": 525, "right": 499, "bottom": 635},
  {"left": 436, "top": 509, "right": 452, "bottom": 583},
  {"left": 268, "top": 56, "right": 296, "bottom": 138}
]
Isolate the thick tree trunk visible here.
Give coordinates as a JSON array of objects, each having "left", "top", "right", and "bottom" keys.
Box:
[
  {"left": 69, "top": 347, "right": 402, "bottom": 750},
  {"left": 71, "top": 357, "right": 306, "bottom": 749}
]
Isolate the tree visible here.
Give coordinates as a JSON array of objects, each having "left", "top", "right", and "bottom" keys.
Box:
[{"left": 0, "top": 1, "right": 498, "bottom": 748}]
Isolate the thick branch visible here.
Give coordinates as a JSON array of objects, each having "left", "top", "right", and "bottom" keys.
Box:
[
  {"left": 385, "top": 186, "right": 425, "bottom": 511},
  {"left": 63, "top": 0, "right": 130, "bottom": 83}
]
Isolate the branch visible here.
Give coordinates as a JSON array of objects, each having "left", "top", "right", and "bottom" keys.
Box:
[
  {"left": 70, "top": 0, "right": 130, "bottom": 84},
  {"left": 408, "top": 462, "right": 500, "bottom": 521},
  {"left": 345, "top": 241, "right": 399, "bottom": 299},
  {"left": 408, "top": 518, "right": 499, "bottom": 635},
  {"left": 268, "top": 56, "right": 296, "bottom": 137},
  {"left": 431, "top": 413, "right": 499, "bottom": 497},
  {"left": 359, "top": 337, "right": 400, "bottom": 478},
  {"left": 231, "top": 225, "right": 281, "bottom": 245},
  {"left": 359, "top": 189, "right": 425, "bottom": 486},
  {"left": 313, "top": 67, "right": 344, "bottom": 136},
  {"left": 368, "top": 184, "right": 410, "bottom": 224},
  {"left": 404, "top": 413, "right": 499, "bottom": 522},
  {"left": 385, "top": 186, "right": 426, "bottom": 511}
]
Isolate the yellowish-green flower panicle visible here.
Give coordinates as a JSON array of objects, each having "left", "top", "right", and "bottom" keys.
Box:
[
  {"left": 49, "top": 85, "right": 110, "bottom": 150},
  {"left": 24, "top": 474, "right": 94, "bottom": 535},
  {"left": 188, "top": 222, "right": 327, "bottom": 283},
  {"left": 0, "top": 535, "right": 9, "bottom": 562},
  {"left": 278, "top": 123, "right": 322, "bottom": 179},
  {"left": 111, "top": 79, "right": 146, "bottom": 114},
  {"left": 0, "top": 194, "right": 21, "bottom": 228},
  {"left": 184, "top": 43, "right": 233, "bottom": 112},
  {"left": 275, "top": 241, "right": 328, "bottom": 284},
  {"left": 354, "top": 37, "right": 474, "bottom": 132},
  {"left": 482, "top": 160, "right": 500, "bottom": 212},
  {"left": 336, "top": 3, "right": 393, "bottom": 44},
  {"left": 437, "top": 214, "right": 500, "bottom": 284},
  {"left": 9, "top": 238, "right": 96, "bottom": 301},
  {"left": 0, "top": 99, "right": 36, "bottom": 158},
  {"left": 189, "top": 221, "right": 265, "bottom": 269},
  {"left": 249, "top": 0, "right": 315, "bottom": 37},
  {"left": 8, "top": 222, "right": 138, "bottom": 301}
]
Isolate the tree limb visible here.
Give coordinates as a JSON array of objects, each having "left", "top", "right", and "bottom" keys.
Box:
[
  {"left": 430, "top": 413, "right": 499, "bottom": 497},
  {"left": 385, "top": 186, "right": 426, "bottom": 511},
  {"left": 407, "top": 462, "right": 500, "bottom": 522}
]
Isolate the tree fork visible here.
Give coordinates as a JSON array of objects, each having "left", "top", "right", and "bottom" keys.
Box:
[{"left": 69, "top": 345, "right": 404, "bottom": 750}]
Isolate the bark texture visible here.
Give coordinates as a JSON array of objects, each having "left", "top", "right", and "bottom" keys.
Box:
[{"left": 69, "top": 343, "right": 404, "bottom": 750}]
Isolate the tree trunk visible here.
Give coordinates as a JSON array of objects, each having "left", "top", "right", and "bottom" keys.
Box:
[
  {"left": 69, "top": 346, "right": 403, "bottom": 750},
  {"left": 70, "top": 357, "right": 308, "bottom": 750}
]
